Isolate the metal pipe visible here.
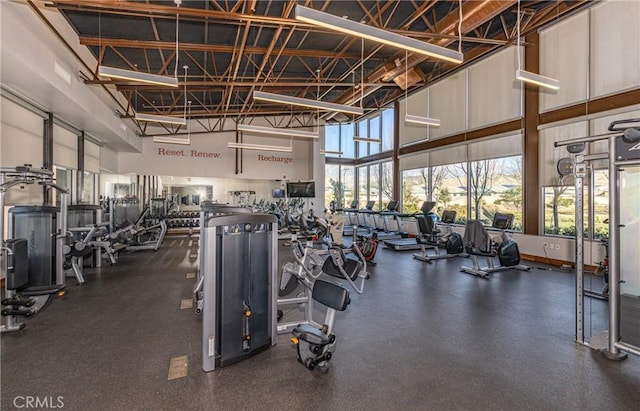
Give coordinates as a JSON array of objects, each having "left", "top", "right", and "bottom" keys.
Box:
[
  {"left": 57, "top": 192, "right": 68, "bottom": 286},
  {"left": 582, "top": 153, "right": 608, "bottom": 162},
  {"left": 615, "top": 342, "right": 640, "bottom": 357},
  {"left": 605, "top": 134, "right": 623, "bottom": 358},
  {"left": 554, "top": 131, "right": 621, "bottom": 147},
  {"left": 575, "top": 172, "right": 584, "bottom": 344}
]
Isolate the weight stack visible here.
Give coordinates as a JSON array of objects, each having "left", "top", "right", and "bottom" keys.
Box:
[{"left": 200, "top": 213, "right": 277, "bottom": 372}]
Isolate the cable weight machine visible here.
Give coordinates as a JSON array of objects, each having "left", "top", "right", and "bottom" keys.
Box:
[{"left": 555, "top": 119, "right": 640, "bottom": 360}]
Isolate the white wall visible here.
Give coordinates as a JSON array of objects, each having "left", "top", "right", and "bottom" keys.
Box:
[
  {"left": 118, "top": 131, "right": 313, "bottom": 181},
  {"left": 0, "top": 1, "right": 140, "bottom": 152}
]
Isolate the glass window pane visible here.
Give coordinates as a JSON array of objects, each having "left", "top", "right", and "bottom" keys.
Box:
[
  {"left": 369, "top": 164, "right": 381, "bottom": 210},
  {"left": 357, "top": 120, "right": 368, "bottom": 158},
  {"left": 325, "top": 124, "right": 340, "bottom": 156},
  {"left": 325, "top": 164, "right": 340, "bottom": 206},
  {"left": 492, "top": 156, "right": 523, "bottom": 230},
  {"left": 369, "top": 116, "right": 380, "bottom": 156},
  {"left": 381, "top": 161, "right": 394, "bottom": 207},
  {"left": 340, "top": 123, "right": 355, "bottom": 158},
  {"left": 543, "top": 185, "right": 577, "bottom": 236},
  {"left": 448, "top": 164, "right": 468, "bottom": 224},
  {"left": 401, "top": 168, "right": 428, "bottom": 214},
  {"left": 381, "top": 108, "right": 394, "bottom": 152},
  {"left": 81, "top": 171, "right": 96, "bottom": 204},
  {"left": 357, "top": 166, "right": 368, "bottom": 207},
  {"left": 342, "top": 166, "right": 355, "bottom": 207},
  {"left": 593, "top": 169, "right": 609, "bottom": 239}
]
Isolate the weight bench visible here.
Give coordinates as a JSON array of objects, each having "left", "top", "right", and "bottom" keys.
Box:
[{"left": 291, "top": 279, "right": 350, "bottom": 373}]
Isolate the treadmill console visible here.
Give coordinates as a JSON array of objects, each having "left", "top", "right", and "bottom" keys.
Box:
[
  {"left": 364, "top": 200, "right": 375, "bottom": 211},
  {"left": 440, "top": 210, "right": 457, "bottom": 224},
  {"left": 386, "top": 200, "right": 399, "bottom": 213},
  {"left": 492, "top": 213, "right": 514, "bottom": 230}
]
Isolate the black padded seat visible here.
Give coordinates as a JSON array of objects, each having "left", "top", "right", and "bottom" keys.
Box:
[
  {"left": 462, "top": 220, "right": 494, "bottom": 256},
  {"left": 292, "top": 323, "right": 330, "bottom": 346},
  {"left": 416, "top": 215, "right": 441, "bottom": 245},
  {"left": 322, "top": 249, "right": 361, "bottom": 281}
]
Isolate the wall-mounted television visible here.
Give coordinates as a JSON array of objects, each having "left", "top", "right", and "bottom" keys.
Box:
[
  {"left": 272, "top": 188, "right": 285, "bottom": 198},
  {"left": 286, "top": 182, "right": 315, "bottom": 198}
]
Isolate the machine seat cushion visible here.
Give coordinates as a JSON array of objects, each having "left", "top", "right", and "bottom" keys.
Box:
[
  {"left": 322, "top": 252, "right": 361, "bottom": 281},
  {"left": 311, "top": 279, "right": 350, "bottom": 311},
  {"left": 5, "top": 239, "right": 29, "bottom": 291},
  {"left": 462, "top": 220, "right": 494, "bottom": 255},
  {"left": 21, "top": 284, "right": 65, "bottom": 296},
  {"left": 292, "top": 323, "right": 331, "bottom": 346}
]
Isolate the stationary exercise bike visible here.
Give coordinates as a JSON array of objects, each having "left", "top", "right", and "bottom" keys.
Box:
[{"left": 460, "top": 213, "right": 530, "bottom": 278}]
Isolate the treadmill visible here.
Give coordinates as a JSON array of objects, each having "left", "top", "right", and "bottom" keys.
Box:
[
  {"left": 383, "top": 201, "right": 437, "bottom": 251},
  {"left": 373, "top": 200, "right": 403, "bottom": 240},
  {"left": 343, "top": 200, "right": 373, "bottom": 237}
]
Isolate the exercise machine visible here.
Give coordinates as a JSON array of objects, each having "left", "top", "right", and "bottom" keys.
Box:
[
  {"left": 370, "top": 200, "right": 403, "bottom": 240},
  {"left": 193, "top": 204, "right": 253, "bottom": 315},
  {"left": 584, "top": 237, "right": 609, "bottom": 300},
  {"left": 413, "top": 210, "right": 466, "bottom": 263},
  {"left": 460, "top": 213, "right": 530, "bottom": 278},
  {"left": 383, "top": 201, "right": 437, "bottom": 251},
  {"left": 277, "top": 239, "right": 370, "bottom": 372},
  {"left": 200, "top": 212, "right": 278, "bottom": 372},
  {"left": 555, "top": 118, "right": 640, "bottom": 359},
  {"left": 1, "top": 165, "right": 68, "bottom": 332}
]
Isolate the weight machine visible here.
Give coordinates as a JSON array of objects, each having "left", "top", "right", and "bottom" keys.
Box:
[
  {"left": 1, "top": 165, "right": 68, "bottom": 332},
  {"left": 555, "top": 118, "right": 640, "bottom": 360}
]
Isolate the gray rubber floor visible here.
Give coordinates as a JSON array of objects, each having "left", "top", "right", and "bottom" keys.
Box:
[{"left": 1, "top": 236, "right": 639, "bottom": 411}]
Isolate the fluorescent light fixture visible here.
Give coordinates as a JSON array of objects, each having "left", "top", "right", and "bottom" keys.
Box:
[
  {"left": 295, "top": 5, "right": 463, "bottom": 64},
  {"left": 353, "top": 136, "right": 382, "bottom": 143},
  {"left": 98, "top": 66, "right": 179, "bottom": 87},
  {"left": 237, "top": 123, "right": 319, "bottom": 139},
  {"left": 319, "top": 150, "right": 343, "bottom": 155},
  {"left": 228, "top": 142, "right": 293, "bottom": 153},
  {"left": 153, "top": 136, "right": 191, "bottom": 145},
  {"left": 253, "top": 91, "right": 363, "bottom": 115},
  {"left": 515, "top": 69, "right": 560, "bottom": 91},
  {"left": 404, "top": 114, "right": 441, "bottom": 127},
  {"left": 135, "top": 113, "right": 187, "bottom": 125}
]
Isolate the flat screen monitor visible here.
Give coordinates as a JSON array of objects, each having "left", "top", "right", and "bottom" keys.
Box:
[
  {"left": 492, "top": 213, "right": 514, "bottom": 230},
  {"left": 286, "top": 182, "right": 315, "bottom": 198},
  {"left": 441, "top": 210, "right": 457, "bottom": 224},
  {"left": 272, "top": 188, "right": 285, "bottom": 198}
]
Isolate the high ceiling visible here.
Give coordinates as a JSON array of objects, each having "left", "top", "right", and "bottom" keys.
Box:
[{"left": 49, "top": 0, "right": 588, "bottom": 136}]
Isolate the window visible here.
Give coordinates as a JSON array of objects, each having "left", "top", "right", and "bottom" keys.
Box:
[
  {"left": 369, "top": 116, "right": 380, "bottom": 156},
  {"left": 592, "top": 169, "right": 609, "bottom": 239},
  {"left": 401, "top": 168, "right": 428, "bottom": 213},
  {"left": 357, "top": 166, "right": 368, "bottom": 208},
  {"left": 381, "top": 162, "right": 393, "bottom": 207},
  {"left": 542, "top": 170, "right": 604, "bottom": 239},
  {"left": 81, "top": 171, "right": 98, "bottom": 204},
  {"left": 381, "top": 108, "right": 394, "bottom": 152},
  {"left": 324, "top": 164, "right": 354, "bottom": 209},
  {"left": 447, "top": 163, "right": 469, "bottom": 224},
  {"left": 325, "top": 123, "right": 355, "bottom": 158},
  {"left": 325, "top": 164, "right": 340, "bottom": 206},
  {"left": 340, "top": 123, "right": 355, "bottom": 158},
  {"left": 54, "top": 166, "right": 73, "bottom": 205},
  {"left": 357, "top": 119, "right": 368, "bottom": 158},
  {"left": 325, "top": 124, "right": 340, "bottom": 157},
  {"left": 342, "top": 166, "right": 355, "bottom": 207}
]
